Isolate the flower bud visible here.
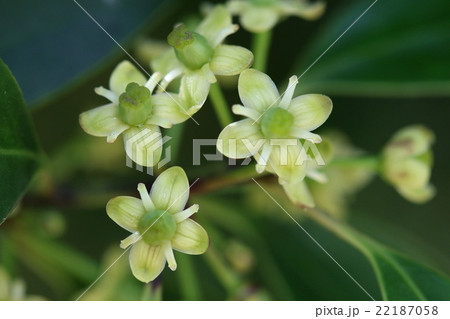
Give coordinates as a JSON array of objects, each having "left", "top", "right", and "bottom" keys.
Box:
[{"left": 167, "top": 24, "right": 214, "bottom": 70}]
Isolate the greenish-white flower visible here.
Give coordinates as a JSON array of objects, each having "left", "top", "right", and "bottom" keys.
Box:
[
  {"left": 227, "top": 0, "right": 326, "bottom": 33},
  {"left": 152, "top": 5, "right": 253, "bottom": 101},
  {"left": 106, "top": 167, "right": 209, "bottom": 283},
  {"left": 381, "top": 125, "right": 435, "bottom": 203},
  {"left": 217, "top": 69, "right": 332, "bottom": 184},
  {"left": 79, "top": 61, "right": 205, "bottom": 167}
]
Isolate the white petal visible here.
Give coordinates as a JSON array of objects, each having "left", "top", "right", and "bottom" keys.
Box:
[
  {"left": 288, "top": 94, "right": 333, "bottom": 131},
  {"left": 240, "top": 7, "right": 278, "bottom": 33},
  {"left": 152, "top": 93, "right": 202, "bottom": 125},
  {"left": 238, "top": 69, "right": 279, "bottom": 113},
  {"left": 217, "top": 119, "right": 265, "bottom": 159},
  {"left": 129, "top": 241, "right": 166, "bottom": 283},
  {"left": 79, "top": 104, "right": 129, "bottom": 142},
  {"left": 196, "top": 5, "right": 237, "bottom": 47},
  {"left": 123, "top": 125, "right": 162, "bottom": 167},
  {"left": 171, "top": 219, "right": 209, "bottom": 255},
  {"left": 181, "top": 69, "right": 212, "bottom": 106},
  {"left": 106, "top": 196, "right": 145, "bottom": 232},
  {"left": 150, "top": 166, "right": 190, "bottom": 213},
  {"left": 397, "top": 184, "right": 435, "bottom": 204},
  {"left": 210, "top": 45, "right": 253, "bottom": 76},
  {"left": 109, "top": 61, "right": 147, "bottom": 95},
  {"left": 269, "top": 139, "right": 308, "bottom": 184},
  {"left": 282, "top": 180, "right": 315, "bottom": 208}
]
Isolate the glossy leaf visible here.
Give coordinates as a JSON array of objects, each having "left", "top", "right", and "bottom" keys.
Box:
[
  {"left": 361, "top": 239, "right": 450, "bottom": 301},
  {"left": 0, "top": 59, "right": 41, "bottom": 224},
  {"left": 295, "top": 0, "right": 450, "bottom": 96},
  {"left": 0, "top": 0, "right": 176, "bottom": 106}
]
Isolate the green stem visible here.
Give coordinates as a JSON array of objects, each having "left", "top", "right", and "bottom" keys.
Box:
[
  {"left": 252, "top": 30, "right": 272, "bottom": 72},
  {"left": 176, "top": 253, "right": 202, "bottom": 300},
  {"left": 209, "top": 83, "right": 233, "bottom": 127},
  {"left": 164, "top": 122, "right": 185, "bottom": 163},
  {"left": 192, "top": 164, "right": 268, "bottom": 195},
  {"left": 329, "top": 156, "right": 380, "bottom": 172}
]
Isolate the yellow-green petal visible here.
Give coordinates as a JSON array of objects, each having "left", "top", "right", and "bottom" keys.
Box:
[
  {"left": 196, "top": 5, "right": 236, "bottom": 48},
  {"left": 109, "top": 61, "right": 147, "bottom": 95},
  {"left": 79, "top": 103, "right": 130, "bottom": 142},
  {"left": 210, "top": 45, "right": 254, "bottom": 76},
  {"left": 282, "top": 180, "right": 315, "bottom": 208},
  {"left": 269, "top": 140, "right": 308, "bottom": 184},
  {"left": 106, "top": 196, "right": 145, "bottom": 232},
  {"left": 239, "top": 69, "right": 279, "bottom": 113},
  {"left": 150, "top": 166, "right": 190, "bottom": 213},
  {"left": 123, "top": 125, "right": 162, "bottom": 167},
  {"left": 152, "top": 93, "right": 201, "bottom": 125},
  {"left": 180, "top": 69, "right": 211, "bottom": 107},
  {"left": 217, "top": 119, "right": 265, "bottom": 159},
  {"left": 171, "top": 219, "right": 209, "bottom": 255},
  {"left": 129, "top": 241, "right": 166, "bottom": 283},
  {"left": 397, "top": 184, "right": 435, "bottom": 204},
  {"left": 240, "top": 7, "right": 278, "bottom": 33},
  {"left": 384, "top": 125, "right": 434, "bottom": 159},
  {"left": 288, "top": 94, "right": 332, "bottom": 131}
]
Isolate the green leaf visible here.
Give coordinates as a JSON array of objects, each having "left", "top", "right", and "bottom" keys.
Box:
[
  {"left": 0, "top": 58, "right": 42, "bottom": 224},
  {"left": 360, "top": 239, "right": 450, "bottom": 301},
  {"left": 295, "top": 0, "right": 450, "bottom": 97},
  {"left": 0, "top": 0, "right": 178, "bottom": 106}
]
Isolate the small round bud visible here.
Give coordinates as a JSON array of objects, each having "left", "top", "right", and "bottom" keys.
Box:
[
  {"left": 260, "top": 107, "right": 294, "bottom": 138},
  {"left": 118, "top": 82, "right": 152, "bottom": 126},
  {"left": 167, "top": 24, "right": 214, "bottom": 70},
  {"left": 138, "top": 210, "right": 176, "bottom": 245}
]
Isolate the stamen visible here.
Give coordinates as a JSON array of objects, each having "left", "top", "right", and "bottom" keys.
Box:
[
  {"left": 279, "top": 76, "right": 298, "bottom": 109},
  {"left": 232, "top": 104, "right": 261, "bottom": 121},
  {"left": 95, "top": 87, "right": 118, "bottom": 103},
  {"left": 120, "top": 232, "right": 141, "bottom": 249},
  {"left": 145, "top": 72, "right": 163, "bottom": 93},
  {"left": 307, "top": 169, "right": 328, "bottom": 183},
  {"left": 256, "top": 142, "right": 273, "bottom": 173},
  {"left": 163, "top": 242, "right": 177, "bottom": 271},
  {"left": 137, "top": 183, "right": 155, "bottom": 211},
  {"left": 291, "top": 127, "right": 322, "bottom": 143},
  {"left": 210, "top": 24, "right": 239, "bottom": 47},
  {"left": 158, "top": 69, "right": 183, "bottom": 92},
  {"left": 174, "top": 204, "right": 199, "bottom": 223}
]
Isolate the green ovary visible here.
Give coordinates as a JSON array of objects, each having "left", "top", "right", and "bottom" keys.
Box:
[
  {"left": 260, "top": 107, "right": 294, "bottom": 138},
  {"left": 118, "top": 82, "right": 152, "bottom": 126},
  {"left": 167, "top": 24, "right": 214, "bottom": 70},
  {"left": 137, "top": 209, "right": 176, "bottom": 245}
]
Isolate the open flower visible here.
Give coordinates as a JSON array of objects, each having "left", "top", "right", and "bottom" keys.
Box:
[
  {"left": 381, "top": 125, "right": 435, "bottom": 203},
  {"left": 152, "top": 5, "right": 253, "bottom": 101},
  {"left": 217, "top": 69, "right": 332, "bottom": 184},
  {"left": 106, "top": 167, "right": 209, "bottom": 283},
  {"left": 227, "top": 0, "right": 326, "bottom": 33},
  {"left": 79, "top": 61, "right": 205, "bottom": 167}
]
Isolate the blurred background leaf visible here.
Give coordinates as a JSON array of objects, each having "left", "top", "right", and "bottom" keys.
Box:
[
  {"left": 0, "top": 58, "right": 41, "bottom": 224},
  {"left": 294, "top": 0, "right": 450, "bottom": 97},
  {"left": 0, "top": 0, "right": 178, "bottom": 107}
]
